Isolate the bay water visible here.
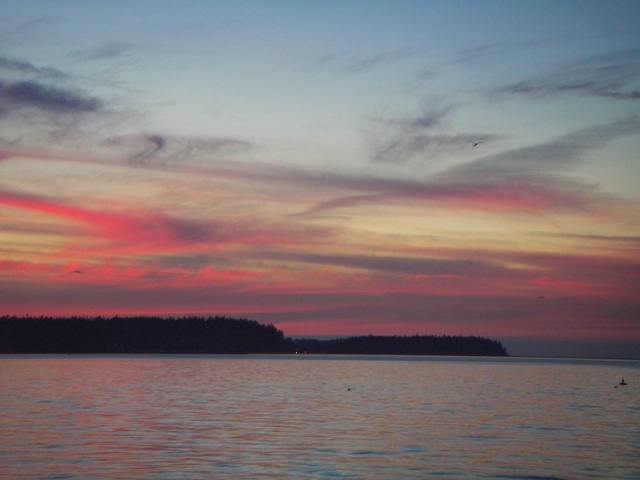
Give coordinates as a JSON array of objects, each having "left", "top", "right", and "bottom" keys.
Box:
[{"left": 1, "top": 355, "right": 638, "bottom": 479}]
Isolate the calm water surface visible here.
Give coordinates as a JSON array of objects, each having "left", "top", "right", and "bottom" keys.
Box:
[{"left": 1, "top": 355, "right": 638, "bottom": 479}]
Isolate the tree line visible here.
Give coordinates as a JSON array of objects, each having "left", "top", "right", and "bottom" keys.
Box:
[
  {"left": 0, "top": 316, "right": 290, "bottom": 354},
  {"left": 294, "top": 335, "right": 508, "bottom": 356},
  {"left": 0, "top": 316, "right": 508, "bottom": 356}
]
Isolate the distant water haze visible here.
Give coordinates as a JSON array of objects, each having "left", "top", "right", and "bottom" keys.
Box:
[{"left": 502, "top": 338, "right": 640, "bottom": 360}]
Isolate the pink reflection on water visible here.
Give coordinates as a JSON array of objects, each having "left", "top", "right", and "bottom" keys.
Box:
[{"left": 1, "top": 356, "right": 638, "bottom": 478}]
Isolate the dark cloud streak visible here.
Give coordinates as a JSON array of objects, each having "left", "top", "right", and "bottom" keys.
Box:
[
  {"left": 533, "top": 232, "right": 640, "bottom": 245},
  {"left": 344, "top": 47, "right": 416, "bottom": 73},
  {"left": 441, "top": 116, "right": 640, "bottom": 180},
  {"left": 256, "top": 250, "right": 509, "bottom": 278},
  {"left": 0, "top": 79, "right": 101, "bottom": 113},
  {"left": 70, "top": 42, "right": 136, "bottom": 62},
  {"left": 132, "top": 135, "right": 166, "bottom": 163},
  {"left": 0, "top": 56, "right": 68, "bottom": 80},
  {"left": 370, "top": 103, "right": 500, "bottom": 164},
  {"left": 116, "top": 134, "right": 252, "bottom": 164},
  {"left": 499, "top": 49, "right": 640, "bottom": 101}
]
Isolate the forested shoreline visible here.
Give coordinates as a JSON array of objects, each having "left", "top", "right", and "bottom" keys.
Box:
[
  {"left": 294, "top": 335, "right": 508, "bottom": 356},
  {"left": 0, "top": 316, "right": 508, "bottom": 356},
  {"left": 0, "top": 316, "right": 290, "bottom": 354}
]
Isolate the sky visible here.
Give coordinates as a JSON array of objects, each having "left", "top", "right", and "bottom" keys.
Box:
[{"left": 1, "top": 1, "right": 639, "bottom": 358}]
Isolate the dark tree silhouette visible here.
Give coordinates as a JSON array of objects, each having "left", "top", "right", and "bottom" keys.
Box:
[
  {"left": 0, "top": 316, "right": 293, "bottom": 354},
  {"left": 293, "top": 334, "right": 508, "bottom": 356},
  {"left": 0, "top": 316, "right": 508, "bottom": 356}
]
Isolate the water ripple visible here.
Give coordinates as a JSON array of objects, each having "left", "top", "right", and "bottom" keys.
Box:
[{"left": 1, "top": 355, "right": 638, "bottom": 479}]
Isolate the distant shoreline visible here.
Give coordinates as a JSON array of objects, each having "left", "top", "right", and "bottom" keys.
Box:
[{"left": 0, "top": 315, "right": 508, "bottom": 356}]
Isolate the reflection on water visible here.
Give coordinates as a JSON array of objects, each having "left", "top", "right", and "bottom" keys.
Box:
[{"left": 1, "top": 355, "right": 638, "bottom": 479}]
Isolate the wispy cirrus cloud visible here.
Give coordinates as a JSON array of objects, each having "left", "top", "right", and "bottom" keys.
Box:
[
  {"left": 344, "top": 47, "right": 417, "bottom": 73},
  {"left": 316, "top": 47, "right": 417, "bottom": 75},
  {"left": 130, "top": 134, "right": 166, "bottom": 163},
  {"left": 2, "top": 113, "right": 630, "bottom": 225},
  {"left": 254, "top": 249, "right": 512, "bottom": 280},
  {"left": 372, "top": 132, "right": 497, "bottom": 165},
  {"left": 70, "top": 42, "right": 137, "bottom": 62},
  {"left": 295, "top": 175, "right": 617, "bottom": 219},
  {"left": 103, "top": 133, "right": 253, "bottom": 164},
  {"left": 0, "top": 55, "right": 69, "bottom": 80},
  {"left": 298, "top": 115, "right": 639, "bottom": 218},
  {"left": 369, "top": 102, "right": 500, "bottom": 164},
  {"left": 533, "top": 232, "right": 640, "bottom": 245},
  {"left": 499, "top": 49, "right": 640, "bottom": 101},
  {"left": 440, "top": 115, "right": 640, "bottom": 180},
  {"left": 0, "top": 56, "right": 252, "bottom": 165}
]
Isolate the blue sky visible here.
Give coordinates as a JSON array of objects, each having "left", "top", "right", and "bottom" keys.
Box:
[{"left": 1, "top": 1, "right": 639, "bottom": 357}]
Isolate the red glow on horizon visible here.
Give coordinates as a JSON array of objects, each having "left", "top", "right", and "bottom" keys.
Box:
[{"left": 1, "top": 152, "right": 638, "bottom": 348}]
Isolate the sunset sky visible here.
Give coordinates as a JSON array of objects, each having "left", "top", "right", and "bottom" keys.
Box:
[{"left": 1, "top": 1, "right": 639, "bottom": 357}]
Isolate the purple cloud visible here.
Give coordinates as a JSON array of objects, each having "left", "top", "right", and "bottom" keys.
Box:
[{"left": 0, "top": 80, "right": 101, "bottom": 113}]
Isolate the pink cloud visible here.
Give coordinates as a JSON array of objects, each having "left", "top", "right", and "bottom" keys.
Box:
[
  {"left": 1, "top": 140, "right": 638, "bottom": 348},
  {"left": 0, "top": 190, "right": 227, "bottom": 257}
]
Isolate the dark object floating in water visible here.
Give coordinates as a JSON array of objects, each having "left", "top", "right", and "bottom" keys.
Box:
[{"left": 619, "top": 378, "right": 627, "bottom": 386}]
